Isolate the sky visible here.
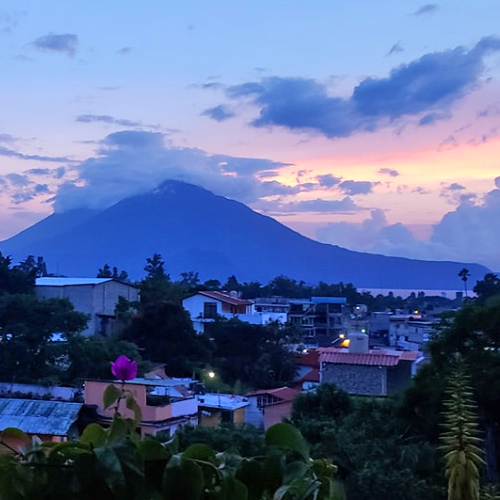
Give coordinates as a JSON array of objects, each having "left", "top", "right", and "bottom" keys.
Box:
[{"left": 1, "top": 1, "right": 500, "bottom": 271}]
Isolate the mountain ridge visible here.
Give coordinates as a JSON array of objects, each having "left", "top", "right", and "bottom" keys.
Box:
[{"left": 0, "top": 180, "right": 489, "bottom": 289}]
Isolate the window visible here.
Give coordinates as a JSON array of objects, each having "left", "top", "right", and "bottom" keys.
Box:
[{"left": 203, "top": 302, "right": 218, "bottom": 319}]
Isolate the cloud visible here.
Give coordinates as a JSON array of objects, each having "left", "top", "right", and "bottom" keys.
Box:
[
  {"left": 53, "top": 130, "right": 293, "bottom": 212},
  {"left": 24, "top": 166, "right": 66, "bottom": 178},
  {"left": 0, "top": 172, "right": 54, "bottom": 204},
  {"left": 378, "top": 168, "right": 399, "bottom": 177},
  {"left": 316, "top": 177, "right": 500, "bottom": 271},
  {"left": 75, "top": 114, "right": 158, "bottom": 129},
  {"left": 218, "top": 37, "right": 500, "bottom": 139},
  {"left": 201, "top": 105, "right": 235, "bottom": 122},
  {"left": 31, "top": 33, "right": 79, "bottom": 57},
  {"left": 387, "top": 42, "right": 404, "bottom": 56},
  {"left": 316, "top": 174, "right": 342, "bottom": 188},
  {"left": 339, "top": 180, "right": 379, "bottom": 195},
  {"left": 254, "top": 196, "right": 362, "bottom": 215},
  {"left": 0, "top": 145, "right": 70, "bottom": 163},
  {"left": 413, "top": 4, "right": 439, "bottom": 16},
  {"left": 117, "top": 47, "right": 131, "bottom": 55}
]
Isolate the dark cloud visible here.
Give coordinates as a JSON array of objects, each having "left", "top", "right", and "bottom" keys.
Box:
[
  {"left": 117, "top": 47, "right": 131, "bottom": 55},
  {"left": 219, "top": 37, "right": 500, "bottom": 139},
  {"left": 339, "top": 180, "right": 379, "bottom": 195},
  {"left": 76, "top": 114, "right": 148, "bottom": 128},
  {"left": 53, "top": 130, "right": 294, "bottom": 212},
  {"left": 258, "top": 171, "right": 279, "bottom": 178},
  {"left": 0, "top": 173, "right": 54, "bottom": 205},
  {"left": 378, "top": 168, "right": 399, "bottom": 177},
  {"left": 413, "top": 4, "right": 439, "bottom": 16},
  {"left": 255, "top": 196, "right": 361, "bottom": 215},
  {"left": 0, "top": 145, "right": 70, "bottom": 162},
  {"left": 387, "top": 42, "right": 404, "bottom": 56},
  {"left": 316, "top": 174, "right": 342, "bottom": 188},
  {"left": 0, "top": 134, "right": 15, "bottom": 143},
  {"left": 201, "top": 105, "right": 235, "bottom": 122},
  {"left": 31, "top": 33, "right": 79, "bottom": 57},
  {"left": 6, "top": 173, "right": 29, "bottom": 186},
  {"left": 24, "top": 166, "right": 66, "bottom": 178},
  {"left": 448, "top": 182, "right": 466, "bottom": 191}
]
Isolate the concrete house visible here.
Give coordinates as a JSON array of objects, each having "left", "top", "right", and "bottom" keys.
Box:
[
  {"left": 388, "top": 315, "right": 434, "bottom": 350},
  {"left": 319, "top": 333, "right": 424, "bottom": 397},
  {"left": 288, "top": 297, "right": 348, "bottom": 347},
  {"left": 35, "top": 277, "right": 139, "bottom": 336},
  {"left": 84, "top": 377, "right": 198, "bottom": 437},
  {"left": 182, "top": 291, "right": 287, "bottom": 334},
  {"left": 196, "top": 393, "right": 250, "bottom": 427},
  {"left": 245, "top": 387, "right": 300, "bottom": 429}
]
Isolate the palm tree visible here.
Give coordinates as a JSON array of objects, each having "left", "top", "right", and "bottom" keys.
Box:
[
  {"left": 459, "top": 268, "right": 471, "bottom": 299},
  {"left": 440, "top": 361, "right": 484, "bottom": 500}
]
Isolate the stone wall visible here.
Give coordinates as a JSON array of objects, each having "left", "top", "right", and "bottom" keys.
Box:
[{"left": 321, "top": 363, "right": 387, "bottom": 396}]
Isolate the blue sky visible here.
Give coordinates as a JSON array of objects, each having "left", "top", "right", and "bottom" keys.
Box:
[{"left": 1, "top": 1, "right": 500, "bottom": 270}]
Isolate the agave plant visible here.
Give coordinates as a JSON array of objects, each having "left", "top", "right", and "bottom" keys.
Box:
[{"left": 440, "top": 362, "right": 485, "bottom": 500}]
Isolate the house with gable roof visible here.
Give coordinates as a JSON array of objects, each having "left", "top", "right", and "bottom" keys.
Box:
[
  {"left": 319, "top": 333, "right": 424, "bottom": 396},
  {"left": 182, "top": 290, "right": 287, "bottom": 333},
  {"left": 244, "top": 386, "right": 300, "bottom": 429}
]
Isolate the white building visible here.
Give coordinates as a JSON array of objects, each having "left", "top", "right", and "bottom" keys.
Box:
[
  {"left": 388, "top": 315, "right": 434, "bottom": 350},
  {"left": 182, "top": 291, "right": 287, "bottom": 334},
  {"left": 35, "top": 277, "right": 139, "bottom": 336}
]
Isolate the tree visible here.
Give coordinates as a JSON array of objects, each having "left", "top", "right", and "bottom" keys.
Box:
[
  {"left": 97, "top": 263, "right": 129, "bottom": 281},
  {"left": 0, "top": 252, "right": 35, "bottom": 295},
  {"left": 144, "top": 253, "right": 169, "bottom": 281},
  {"left": 474, "top": 274, "right": 500, "bottom": 303},
  {"left": 459, "top": 268, "right": 471, "bottom": 298},
  {"left": 0, "top": 294, "right": 89, "bottom": 383},
  {"left": 121, "top": 301, "right": 211, "bottom": 376},
  {"left": 206, "top": 319, "right": 297, "bottom": 389}
]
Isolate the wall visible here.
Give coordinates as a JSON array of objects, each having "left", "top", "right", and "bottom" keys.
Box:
[
  {"left": 36, "top": 281, "right": 139, "bottom": 336},
  {"left": 321, "top": 363, "right": 387, "bottom": 396},
  {"left": 263, "top": 401, "right": 294, "bottom": 429}
]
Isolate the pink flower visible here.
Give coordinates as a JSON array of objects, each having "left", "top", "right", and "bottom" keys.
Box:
[{"left": 111, "top": 355, "right": 138, "bottom": 381}]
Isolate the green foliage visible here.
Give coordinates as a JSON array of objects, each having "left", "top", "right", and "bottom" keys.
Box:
[
  {"left": 0, "top": 413, "right": 342, "bottom": 499},
  {"left": 176, "top": 424, "right": 266, "bottom": 458},
  {"left": 121, "top": 300, "right": 211, "bottom": 376},
  {"left": 206, "top": 318, "right": 297, "bottom": 388},
  {"left": 292, "top": 385, "right": 444, "bottom": 500},
  {"left": 0, "top": 294, "right": 89, "bottom": 383},
  {"left": 97, "top": 263, "right": 129, "bottom": 281},
  {"left": 0, "top": 252, "right": 37, "bottom": 295}
]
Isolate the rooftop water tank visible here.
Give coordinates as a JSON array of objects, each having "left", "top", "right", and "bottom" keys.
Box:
[{"left": 348, "top": 332, "right": 369, "bottom": 353}]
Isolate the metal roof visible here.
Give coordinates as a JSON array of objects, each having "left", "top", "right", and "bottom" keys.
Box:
[
  {"left": 0, "top": 399, "right": 83, "bottom": 436},
  {"left": 311, "top": 297, "right": 347, "bottom": 304},
  {"left": 36, "top": 277, "right": 113, "bottom": 287}
]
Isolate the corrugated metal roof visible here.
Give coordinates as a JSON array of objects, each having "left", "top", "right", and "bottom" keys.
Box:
[
  {"left": 197, "top": 291, "right": 253, "bottom": 306},
  {"left": 0, "top": 399, "right": 83, "bottom": 436},
  {"left": 36, "top": 277, "right": 113, "bottom": 286}
]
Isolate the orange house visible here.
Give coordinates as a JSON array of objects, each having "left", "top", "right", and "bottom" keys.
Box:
[{"left": 84, "top": 378, "right": 198, "bottom": 437}]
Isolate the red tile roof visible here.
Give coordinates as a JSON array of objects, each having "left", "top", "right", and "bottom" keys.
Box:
[
  {"left": 303, "top": 368, "right": 320, "bottom": 382},
  {"left": 318, "top": 347, "right": 420, "bottom": 367},
  {"left": 294, "top": 350, "right": 319, "bottom": 368},
  {"left": 197, "top": 291, "right": 253, "bottom": 306}
]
